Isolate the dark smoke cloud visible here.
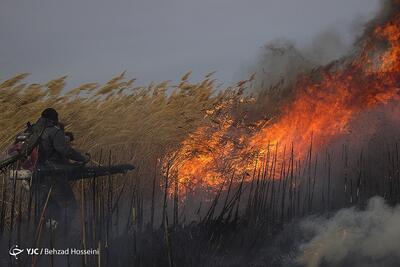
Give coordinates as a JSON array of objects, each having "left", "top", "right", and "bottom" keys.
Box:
[
  {"left": 241, "top": 31, "right": 355, "bottom": 92},
  {"left": 241, "top": 1, "right": 387, "bottom": 93}
]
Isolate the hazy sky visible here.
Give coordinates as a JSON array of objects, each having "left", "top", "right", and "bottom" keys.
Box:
[{"left": 0, "top": 0, "right": 380, "bottom": 87}]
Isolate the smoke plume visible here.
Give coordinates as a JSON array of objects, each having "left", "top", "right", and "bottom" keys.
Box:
[
  {"left": 246, "top": 30, "right": 352, "bottom": 91},
  {"left": 298, "top": 196, "right": 400, "bottom": 267},
  {"left": 242, "top": 1, "right": 392, "bottom": 93}
]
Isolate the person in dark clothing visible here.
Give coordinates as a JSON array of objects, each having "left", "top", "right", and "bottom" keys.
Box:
[
  {"left": 36, "top": 108, "right": 89, "bottom": 230},
  {"left": 37, "top": 108, "right": 87, "bottom": 165}
]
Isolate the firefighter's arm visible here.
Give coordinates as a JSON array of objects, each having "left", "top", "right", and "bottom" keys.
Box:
[{"left": 53, "top": 130, "right": 88, "bottom": 163}]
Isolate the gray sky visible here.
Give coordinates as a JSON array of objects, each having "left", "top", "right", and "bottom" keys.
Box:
[{"left": 0, "top": 0, "right": 380, "bottom": 87}]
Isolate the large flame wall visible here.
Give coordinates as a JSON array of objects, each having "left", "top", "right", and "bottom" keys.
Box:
[{"left": 171, "top": 1, "right": 400, "bottom": 197}]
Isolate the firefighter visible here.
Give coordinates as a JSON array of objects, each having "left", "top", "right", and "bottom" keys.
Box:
[
  {"left": 37, "top": 108, "right": 88, "bottom": 166},
  {"left": 36, "top": 108, "right": 89, "bottom": 230},
  {"left": 0, "top": 107, "right": 133, "bottom": 232}
]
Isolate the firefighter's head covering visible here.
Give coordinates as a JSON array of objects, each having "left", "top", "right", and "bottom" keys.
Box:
[{"left": 41, "top": 108, "right": 59, "bottom": 123}]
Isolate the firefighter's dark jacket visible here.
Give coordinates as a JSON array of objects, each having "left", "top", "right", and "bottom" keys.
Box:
[{"left": 36, "top": 117, "right": 86, "bottom": 165}]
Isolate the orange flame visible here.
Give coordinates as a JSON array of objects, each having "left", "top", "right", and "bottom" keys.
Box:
[{"left": 171, "top": 3, "right": 400, "bottom": 197}]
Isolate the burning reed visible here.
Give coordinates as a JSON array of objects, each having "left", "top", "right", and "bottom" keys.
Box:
[{"left": 1, "top": 1, "right": 400, "bottom": 266}]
